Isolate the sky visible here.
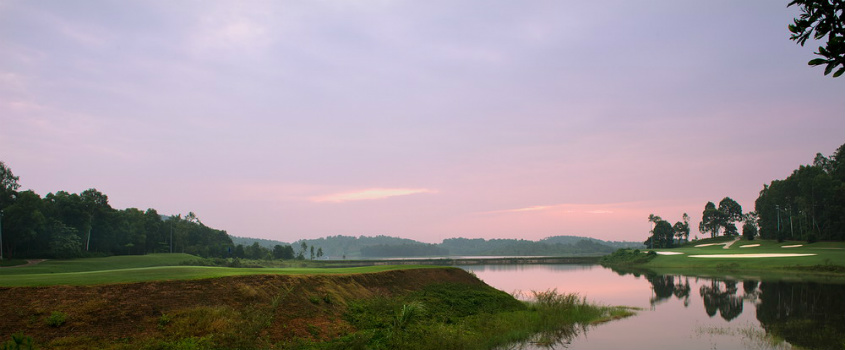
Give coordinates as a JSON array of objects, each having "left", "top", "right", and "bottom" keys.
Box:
[{"left": 1, "top": 0, "right": 843, "bottom": 244}]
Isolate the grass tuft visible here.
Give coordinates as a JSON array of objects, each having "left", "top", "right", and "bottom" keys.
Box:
[{"left": 46, "top": 311, "right": 67, "bottom": 327}]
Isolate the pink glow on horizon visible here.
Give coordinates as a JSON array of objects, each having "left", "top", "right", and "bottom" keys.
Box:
[{"left": 1, "top": 1, "right": 843, "bottom": 243}]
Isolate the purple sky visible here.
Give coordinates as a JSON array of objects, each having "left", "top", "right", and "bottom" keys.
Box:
[{"left": 1, "top": 1, "right": 843, "bottom": 243}]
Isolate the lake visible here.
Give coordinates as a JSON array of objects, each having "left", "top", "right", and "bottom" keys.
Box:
[{"left": 459, "top": 264, "right": 845, "bottom": 350}]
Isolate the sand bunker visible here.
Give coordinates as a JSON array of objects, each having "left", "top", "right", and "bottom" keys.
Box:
[
  {"left": 689, "top": 253, "right": 816, "bottom": 258},
  {"left": 781, "top": 245, "right": 803, "bottom": 248},
  {"left": 694, "top": 243, "right": 725, "bottom": 247},
  {"left": 655, "top": 251, "right": 684, "bottom": 255},
  {"left": 739, "top": 244, "right": 760, "bottom": 248}
]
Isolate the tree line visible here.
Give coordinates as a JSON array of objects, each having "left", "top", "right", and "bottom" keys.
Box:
[
  {"left": 755, "top": 142, "right": 845, "bottom": 242},
  {"left": 265, "top": 235, "right": 636, "bottom": 259},
  {"left": 0, "top": 162, "right": 232, "bottom": 259},
  {"left": 644, "top": 141, "right": 844, "bottom": 246}
]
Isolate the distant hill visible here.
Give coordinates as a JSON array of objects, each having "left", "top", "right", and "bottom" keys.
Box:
[
  {"left": 228, "top": 234, "right": 644, "bottom": 259},
  {"left": 440, "top": 237, "right": 618, "bottom": 257},
  {"left": 293, "top": 235, "right": 421, "bottom": 259},
  {"left": 540, "top": 235, "right": 644, "bottom": 249},
  {"left": 230, "top": 236, "right": 289, "bottom": 249}
]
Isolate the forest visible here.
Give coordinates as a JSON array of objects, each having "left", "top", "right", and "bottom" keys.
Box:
[
  {"left": 643, "top": 141, "right": 845, "bottom": 247},
  {"left": 0, "top": 162, "right": 234, "bottom": 259},
  {"left": 755, "top": 142, "right": 845, "bottom": 242}
]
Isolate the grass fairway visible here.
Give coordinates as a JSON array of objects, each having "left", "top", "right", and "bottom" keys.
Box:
[
  {"left": 639, "top": 238, "right": 845, "bottom": 278},
  {"left": 0, "top": 253, "right": 197, "bottom": 275},
  {"left": 0, "top": 254, "right": 441, "bottom": 287}
]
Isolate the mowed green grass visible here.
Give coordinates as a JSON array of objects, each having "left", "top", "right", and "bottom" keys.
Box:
[
  {"left": 0, "top": 253, "right": 197, "bottom": 275},
  {"left": 0, "top": 254, "right": 439, "bottom": 287},
  {"left": 644, "top": 238, "right": 845, "bottom": 270}
]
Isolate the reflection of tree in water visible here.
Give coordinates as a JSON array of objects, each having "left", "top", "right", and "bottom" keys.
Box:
[
  {"left": 645, "top": 274, "right": 691, "bottom": 307},
  {"left": 699, "top": 279, "right": 744, "bottom": 321},
  {"left": 756, "top": 281, "right": 845, "bottom": 350},
  {"left": 634, "top": 270, "right": 748, "bottom": 321},
  {"left": 609, "top": 267, "right": 845, "bottom": 349}
]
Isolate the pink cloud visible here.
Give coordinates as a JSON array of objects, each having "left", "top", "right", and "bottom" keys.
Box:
[
  {"left": 480, "top": 204, "right": 616, "bottom": 215},
  {"left": 310, "top": 188, "right": 436, "bottom": 203}
]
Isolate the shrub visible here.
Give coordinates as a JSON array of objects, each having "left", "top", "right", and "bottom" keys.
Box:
[
  {"left": 599, "top": 248, "right": 657, "bottom": 266},
  {"left": 1, "top": 333, "right": 35, "bottom": 350},
  {"left": 46, "top": 311, "right": 66, "bottom": 327}
]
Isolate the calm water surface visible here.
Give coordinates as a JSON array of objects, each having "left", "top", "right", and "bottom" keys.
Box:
[{"left": 459, "top": 264, "right": 845, "bottom": 350}]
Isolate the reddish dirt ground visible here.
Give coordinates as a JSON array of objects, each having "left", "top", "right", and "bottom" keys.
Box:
[{"left": 0, "top": 268, "right": 481, "bottom": 349}]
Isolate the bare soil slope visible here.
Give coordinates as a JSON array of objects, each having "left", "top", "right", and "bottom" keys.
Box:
[{"left": 0, "top": 268, "right": 480, "bottom": 349}]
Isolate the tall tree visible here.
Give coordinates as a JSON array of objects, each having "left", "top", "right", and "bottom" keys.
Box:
[
  {"left": 699, "top": 202, "right": 722, "bottom": 238},
  {"left": 0, "top": 161, "right": 20, "bottom": 210},
  {"left": 651, "top": 220, "right": 675, "bottom": 248},
  {"left": 2, "top": 190, "right": 46, "bottom": 258},
  {"left": 718, "top": 197, "right": 743, "bottom": 225},
  {"left": 756, "top": 145, "right": 845, "bottom": 242},
  {"left": 297, "top": 241, "right": 307, "bottom": 260},
  {"left": 788, "top": 0, "right": 845, "bottom": 77},
  {"left": 673, "top": 213, "right": 691, "bottom": 243},
  {"left": 647, "top": 214, "right": 663, "bottom": 247}
]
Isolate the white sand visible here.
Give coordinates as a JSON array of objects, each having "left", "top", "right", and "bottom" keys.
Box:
[
  {"left": 655, "top": 251, "right": 684, "bottom": 255},
  {"left": 688, "top": 253, "right": 816, "bottom": 258},
  {"left": 739, "top": 244, "right": 760, "bottom": 248},
  {"left": 781, "top": 245, "right": 803, "bottom": 248},
  {"left": 694, "top": 243, "right": 724, "bottom": 247}
]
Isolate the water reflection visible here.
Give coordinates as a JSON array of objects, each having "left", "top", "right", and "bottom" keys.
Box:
[
  {"left": 756, "top": 281, "right": 845, "bottom": 350},
  {"left": 700, "top": 279, "right": 744, "bottom": 321},
  {"left": 611, "top": 268, "right": 845, "bottom": 350},
  {"left": 645, "top": 274, "right": 691, "bottom": 307},
  {"left": 462, "top": 264, "right": 844, "bottom": 350}
]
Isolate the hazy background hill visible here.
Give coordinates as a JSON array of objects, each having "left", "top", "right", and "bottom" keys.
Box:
[{"left": 229, "top": 234, "right": 645, "bottom": 259}]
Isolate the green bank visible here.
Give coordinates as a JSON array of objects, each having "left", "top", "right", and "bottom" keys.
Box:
[
  {"left": 601, "top": 238, "right": 845, "bottom": 280},
  {"left": 0, "top": 257, "right": 632, "bottom": 350},
  {"left": 0, "top": 254, "right": 439, "bottom": 287}
]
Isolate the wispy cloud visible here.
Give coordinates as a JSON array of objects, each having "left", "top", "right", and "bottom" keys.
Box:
[
  {"left": 480, "top": 204, "right": 615, "bottom": 215},
  {"left": 583, "top": 210, "right": 613, "bottom": 214},
  {"left": 311, "top": 188, "right": 436, "bottom": 203}
]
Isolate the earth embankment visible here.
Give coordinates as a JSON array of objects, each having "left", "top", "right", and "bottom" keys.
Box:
[{"left": 0, "top": 267, "right": 482, "bottom": 349}]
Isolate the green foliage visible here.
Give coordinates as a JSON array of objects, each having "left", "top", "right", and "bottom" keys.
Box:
[
  {"left": 788, "top": 0, "right": 845, "bottom": 77},
  {"left": 699, "top": 202, "right": 722, "bottom": 238},
  {"left": 142, "top": 336, "right": 213, "bottom": 350},
  {"left": 392, "top": 302, "right": 426, "bottom": 332},
  {"left": 645, "top": 220, "right": 675, "bottom": 248},
  {"left": 159, "top": 313, "right": 172, "bottom": 328},
  {"left": 673, "top": 213, "right": 691, "bottom": 243},
  {"left": 0, "top": 161, "right": 235, "bottom": 260},
  {"left": 340, "top": 284, "right": 620, "bottom": 350},
  {"left": 755, "top": 143, "right": 845, "bottom": 242},
  {"left": 46, "top": 311, "right": 67, "bottom": 327},
  {"left": 0, "top": 333, "right": 34, "bottom": 350},
  {"left": 273, "top": 244, "right": 295, "bottom": 259},
  {"left": 410, "top": 283, "right": 526, "bottom": 320},
  {"left": 600, "top": 249, "right": 657, "bottom": 266},
  {"left": 697, "top": 197, "right": 744, "bottom": 239},
  {"left": 742, "top": 222, "right": 758, "bottom": 241}
]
